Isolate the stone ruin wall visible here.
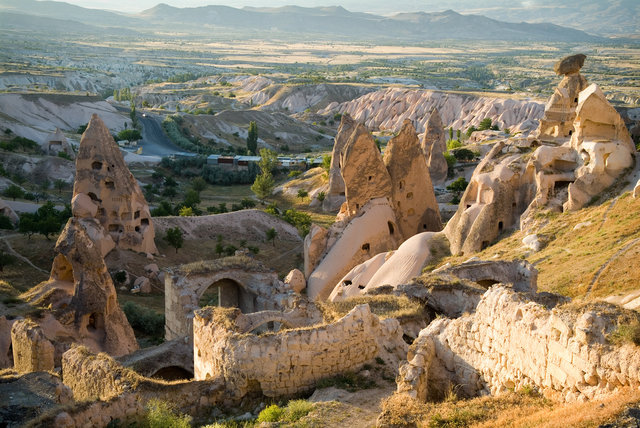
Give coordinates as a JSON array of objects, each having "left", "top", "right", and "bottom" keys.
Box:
[
  {"left": 11, "top": 319, "right": 55, "bottom": 373},
  {"left": 164, "top": 263, "right": 282, "bottom": 341},
  {"left": 398, "top": 286, "right": 640, "bottom": 403},
  {"left": 38, "top": 346, "right": 232, "bottom": 428},
  {"left": 193, "top": 304, "right": 406, "bottom": 398}
]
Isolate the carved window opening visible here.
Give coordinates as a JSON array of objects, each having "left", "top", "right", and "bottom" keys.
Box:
[
  {"left": 361, "top": 243, "right": 370, "bottom": 252},
  {"left": 481, "top": 240, "right": 490, "bottom": 250},
  {"left": 368, "top": 176, "right": 372, "bottom": 181},
  {"left": 91, "top": 161, "right": 102, "bottom": 170},
  {"left": 135, "top": 226, "right": 140, "bottom": 232},
  {"left": 498, "top": 221, "right": 504, "bottom": 231},
  {"left": 88, "top": 192, "right": 99, "bottom": 202},
  {"left": 406, "top": 192, "right": 413, "bottom": 200},
  {"left": 399, "top": 181, "right": 404, "bottom": 190},
  {"left": 387, "top": 221, "right": 395, "bottom": 235},
  {"left": 104, "top": 180, "right": 115, "bottom": 189},
  {"left": 423, "top": 224, "right": 427, "bottom": 229},
  {"left": 343, "top": 280, "right": 352, "bottom": 287},
  {"left": 141, "top": 218, "right": 150, "bottom": 226},
  {"left": 134, "top": 211, "right": 140, "bottom": 219},
  {"left": 358, "top": 284, "right": 365, "bottom": 290}
]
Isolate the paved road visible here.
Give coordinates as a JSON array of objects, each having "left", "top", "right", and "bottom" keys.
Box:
[
  {"left": 137, "top": 114, "right": 183, "bottom": 157},
  {"left": 4, "top": 200, "right": 64, "bottom": 214}
]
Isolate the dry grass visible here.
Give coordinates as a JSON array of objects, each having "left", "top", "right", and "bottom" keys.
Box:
[
  {"left": 379, "top": 389, "right": 640, "bottom": 428},
  {"left": 317, "top": 294, "right": 425, "bottom": 323},
  {"left": 437, "top": 192, "right": 640, "bottom": 300},
  {"left": 176, "top": 255, "right": 266, "bottom": 275}
]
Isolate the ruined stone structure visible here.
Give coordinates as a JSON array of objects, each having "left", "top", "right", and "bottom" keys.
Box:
[
  {"left": 193, "top": 304, "right": 406, "bottom": 397},
  {"left": 73, "top": 114, "right": 157, "bottom": 255},
  {"left": 164, "top": 256, "right": 302, "bottom": 340},
  {"left": 384, "top": 120, "right": 442, "bottom": 238},
  {"left": 397, "top": 286, "right": 640, "bottom": 403},
  {"left": 11, "top": 319, "right": 55, "bottom": 373},
  {"left": 421, "top": 109, "right": 448, "bottom": 186},
  {"left": 20, "top": 218, "right": 138, "bottom": 362},
  {"left": 45, "top": 128, "right": 74, "bottom": 159},
  {"left": 0, "top": 316, "right": 14, "bottom": 369}
]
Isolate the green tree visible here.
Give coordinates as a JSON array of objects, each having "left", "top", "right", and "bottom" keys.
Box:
[
  {"left": 251, "top": 171, "right": 275, "bottom": 201},
  {"left": 162, "top": 186, "right": 177, "bottom": 200},
  {"left": 183, "top": 189, "right": 201, "bottom": 209},
  {"left": 297, "top": 189, "right": 308, "bottom": 201},
  {"left": 53, "top": 179, "right": 67, "bottom": 194},
  {"left": 164, "top": 227, "right": 184, "bottom": 253},
  {"left": 3, "top": 184, "right": 24, "bottom": 201},
  {"left": 190, "top": 177, "right": 206, "bottom": 194},
  {"left": 257, "top": 148, "right": 278, "bottom": 174},
  {"left": 317, "top": 191, "right": 326, "bottom": 202},
  {"left": 266, "top": 227, "right": 277, "bottom": 247},
  {"left": 456, "top": 129, "right": 461, "bottom": 141},
  {"left": 321, "top": 155, "right": 331, "bottom": 173},
  {"left": 247, "top": 121, "right": 258, "bottom": 155},
  {"left": 449, "top": 127, "right": 453, "bottom": 140},
  {"left": 0, "top": 214, "right": 13, "bottom": 230},
  {"left": 116, "top": 129, "right": 142, "bottom": 141},
  {"left": 478, "top": 118, "right": 493, "bottom": 131},
  {"left": 466, "top": 126, "right": 477, "bottom": 137}
]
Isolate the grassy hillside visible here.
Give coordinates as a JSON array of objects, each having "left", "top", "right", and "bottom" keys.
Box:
[{"left": 439, "top": 191, "right": 640, "bottom": 300}]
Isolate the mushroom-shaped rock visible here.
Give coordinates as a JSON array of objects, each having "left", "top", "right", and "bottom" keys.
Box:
[
  {"left": 284, "top": 268, "right": 306, "bottom": 293},
  {"left": 554, "top": 53, "right": 586, "bottom": 75},
  {"left": 71, "top": 193, "right": 98, "bottom": 218}
]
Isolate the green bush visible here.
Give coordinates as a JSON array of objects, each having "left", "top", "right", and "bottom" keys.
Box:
[
  {"left": 0, "top": 214, "right": 13, "bottom": 230},
  {"left": 316, "top": 371, "right": 376, "bottom": 392},
  {"left": 446, "top": 139, "right": 462, "bottom": 150},
  {"left": 478, "top": 118, "right": 493, "bottom": 131},
  {"left": 145, "top": 399, "right": 191, "bottom": 428},
  {"left": 288, "top": 170, "right": 302, "bottom": 178},
  {"left": 122, "top": 301, "right": 165, "bottom": 339},
  {"left": 282, "top": 209, "right": 312, "bottom": 237},
  {"left": 450, "top": 148, "right": 475, "bottom": 161},
  {"left": 282, "top": 400, "right": 314, "bottom": 422},
  {"left": 257, "top": 404, "right": 284, "bottom": 423}
]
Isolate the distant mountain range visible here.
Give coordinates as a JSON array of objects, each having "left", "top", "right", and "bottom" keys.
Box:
[{"left": 0, "top": 0, "right": 623, "bottom": 42}]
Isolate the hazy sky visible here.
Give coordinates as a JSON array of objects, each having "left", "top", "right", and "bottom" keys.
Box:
[{"left": 54, "top": 0, "right": 495, "bottom": 14}]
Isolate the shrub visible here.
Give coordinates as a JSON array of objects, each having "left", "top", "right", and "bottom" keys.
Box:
[
  {"left": 257, "top": 404, "right": 284, "bottom": 423},
  {"left": 478, "top": 118, "right": 493, "bottom": 131},
  {"left": 317, "top": 191, "right": 326, "bottom": 202},
  {"left": 450, "top": 148, "right": 475, "bottom": 161},
  {"left": 113, "top": 270, "right": 127, "bottom": 284},
  {"left": 446, "top": 139, "right": 462, "bottom": 150},
  {"left": 288, "top": 170, "right": 302, "bottom": 178},
  {"left": 282, "top": 209, "right": 312, "bottom": 236},
  {"left": 0, "top": 214, "right": 13, "bottom": 230},
  {"left": 609, "top": 321, "right": 640, "bottom": 346},
  {"left": 316, "top": 372, "right": 376, "bottom": 392},
  {"left": 145, "top": 399, "right": 191, "bottom": 428},
  {"left": 444, "top": 152, "right": 456, "bottom": 178},
  {"left": 58, "top": 151, "right": 72, "bottom": 161},
  {"left": 122, "top": 301, "right": 165, "bottom": 339},
  {"left": 282, "top": 400, "right": 314, "bottom": 422}
]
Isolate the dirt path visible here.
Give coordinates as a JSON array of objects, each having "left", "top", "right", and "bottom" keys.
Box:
[
  {"left": 0, "top": 233, "right": 48, "bottom": 274},
  {"left": 586, "top": 237, "right": 640, "bottom": 298}
]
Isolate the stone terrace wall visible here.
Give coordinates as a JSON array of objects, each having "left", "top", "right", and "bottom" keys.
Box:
[
  {"left": 194, "top": 304, "right": 406, "bottom": 397},
  {"left": 398, "top": 286, "right": 640, "bottom": 402},
  {"left": 38, "top": 346, "right": 231, "bottom": 428}
]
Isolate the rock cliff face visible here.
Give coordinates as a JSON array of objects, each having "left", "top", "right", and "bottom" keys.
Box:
[
  {"left": 320, "top": 88, "right": 544, "bottom": 136},
  {"left": 73, "top": 114, "right": 157, "bottom": 255},
  {"left": 323, "top": 114, "right": 356, "bottom": 212},
  {"left": 398, "top": 286, "right": 640, "bottom": 403}
]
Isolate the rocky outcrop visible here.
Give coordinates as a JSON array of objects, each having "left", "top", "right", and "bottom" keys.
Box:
[
  {"left": 45, "top": 128, "right": 74, "bottom": 159},
  {"left": 444, "top": 142, "right": 536, "bottom": 255},
  {"left": 11, "top": 319, "right": 55, "bottom": 373},
  {"left": 193, "top": 304, "right": 406, "bottom": 397},
  {"left": 320, "top": 88, "right": 544, "bottom": 137},
  {"left": 536, "top": 54, "right": 589, "bottom": 142},
  {"left": 21, "top": 218, "right": 138, "bottom": 363},
  {"left": 341, "top": 123, "right": 392, "bottom": 217},
  {"left": 307, "top": 198, "right": 401, "bottom": 300},
  {"left": 329, "top": 232, "right": 450, "bottom": 301},
  {"left": 421, "top": 109, "right": 448, "bottom": 186},
  {"left": 73, "top": 114, "right": 157, "bottom": 255},
  {"left": 284, "top": 268, "right": 306, "bottom": 293},
  {"left": 0, "top": 197, "right": 18, "bottom": 224},
  {"left": 565, "top": 84, "right": 635, "bottom": 210},
  {"left": 397, "top": 286, "right": 640, "bottom": 403},
  {"left": 324, "top": 113, "right": 356, "bottom": 212},
  {"left": 384, "top": 119, "right": 441, "bottom": 238}
]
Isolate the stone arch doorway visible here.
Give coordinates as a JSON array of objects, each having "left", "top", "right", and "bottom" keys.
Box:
[
  {"left": 150, "top": 365, "right": 193, "bottom": 381},
  {"left": 198, "top": 278, "right": 257, "bottom": 313}
]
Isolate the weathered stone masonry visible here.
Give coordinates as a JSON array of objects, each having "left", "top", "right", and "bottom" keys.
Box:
[
  {"left": 194, "top": 304, "right": 407, "bottom": 397},
  {"left": 398, "top": 286, "right": 640, "bottom": 402}
]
